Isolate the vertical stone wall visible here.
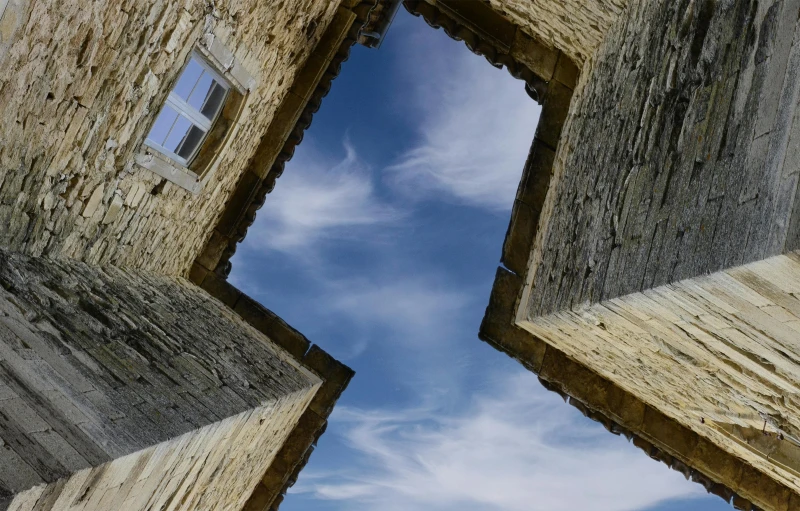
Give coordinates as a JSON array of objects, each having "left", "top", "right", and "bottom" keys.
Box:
[
  {"left": 520, "top": 253, "right": 800, "bottom": 500},
  {"left": 0, "top": 0, "right": 340, "bottom": 276},
  {"left": 524, "top": 0, "right": 800, "bottom": 318},
  {"left": 486, "top": 0, "right": 628, "bottom": 64},
  {"left": 0, "top": 0, "right": 25, "bottom": 53},
  {"left": 6, "top": 389, "right": 316, "bottom": 511},
  {"left": 0, "top": 250, "right": 320, "bottom": 506}
]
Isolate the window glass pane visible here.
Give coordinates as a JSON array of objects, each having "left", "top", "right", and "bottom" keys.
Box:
[
  {"left": 187, "top": 72, "right": 219, "bottom": 115},
  {"left": 176, "top": 125, "right": 206, "bottom": 160},
  {"left": 163, "top": 114, "right": 194, "bottom": 153},
  {"left": 199, "top": 82, "right": 228, "bottom": 121},
  {"left": 147, "top": 105, "right": 180, "bottom": 146},
  {"left": 173, "top": 59, "right": 204, "bottom": 101}
]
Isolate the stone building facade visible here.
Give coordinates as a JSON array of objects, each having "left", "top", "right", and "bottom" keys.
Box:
[
  {"left": 471, "top": 0, "right": 800, "bottom": 509},
  {"left": 4, "top": 0, "right": 800, "bottom": 509},
  {"left": 0, "top": 0, "right": 367, "bottom": 509}
]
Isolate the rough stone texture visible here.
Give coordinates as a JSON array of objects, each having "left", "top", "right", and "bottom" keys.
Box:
[
  {"left": 520, "top": 252, "right": 800, "bottom": 504},
  {"left": 484, "top": 267, "right": 800, "bottom": 510},
  {"left": 0, "top": 0, "right": 358, "bottom": 508},
  {"left": 0, "top": 249, "right": 320, "bottom": 506},
  {"left": 0, "top": 0, "right": 25, "bottom": 53},
  {"left": 525, "top": 0, "right": 800, "bottom": 318},
  {"left": 469, "top": 0, "right": 800, "bottom": 506},
  {"left": 191, "top": 3, "right": 362, "bottom": 278},
  {"left": 0, "top": 0, "right": 340, "bottom": 276},
  {"left": 486, "top": 0, "right": 629, "bottom": 64},
  {"left": 6, "top": 389, "right": 315, "bottom": 511}
]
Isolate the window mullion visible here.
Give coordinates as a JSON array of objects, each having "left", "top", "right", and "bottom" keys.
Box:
[{"left": 165, "top": 93, "right": 212, "bottom": 131}]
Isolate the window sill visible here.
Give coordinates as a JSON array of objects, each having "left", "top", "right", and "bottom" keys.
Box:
[{"left": 134, "top": 150, "right": 203, "bottom": 194}]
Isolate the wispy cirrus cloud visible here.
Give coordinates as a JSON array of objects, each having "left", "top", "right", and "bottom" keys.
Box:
[
  {"left": 327, "top": 276, "right": 470, "bottom": 345},
  {"left": 248, "top": 141, "right": 401, "bottom": 255},
  {"left": 293, "top": 371, "right": 706, "bottom": 511},
  {"left": 387, "top": 23, "right": 541, "bottom": 211},
  {"left": 299, "top": 274, "right": 475, "bottom": 386}
]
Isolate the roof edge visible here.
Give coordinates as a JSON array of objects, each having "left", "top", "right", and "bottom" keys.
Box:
[
  {"left": 193, "top": 270, "right": 354, "bottom": 511},
  {"left": 191, "top": 0, "right": 374, "bottom": 280}
]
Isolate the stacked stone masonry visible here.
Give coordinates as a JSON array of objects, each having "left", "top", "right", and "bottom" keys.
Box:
[
  {"left": 526, "top": 0, "right": 800, "bottom": 317},
  {"left": 498, "top": 0, "right": 800, "bottom": 508},
  {"left": 487, "top": 0, "right": 629, "bottom": 64},
  {"left": 192, "top": 3, "right": 362, "bottom": 278},
  {"left": 522, "top": 253, "right": 800, "bottom": 502},
  {"left": 0, "top": 0, "right": 340, "bottom": 276},
  {"left": 0, "top": 249, "right": 321, "bottom": 508},
  {"left": 8, "top": 391, "right": 316, "bottom": 511}
]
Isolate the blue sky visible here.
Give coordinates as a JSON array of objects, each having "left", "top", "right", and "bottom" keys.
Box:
[{"left": 230, "top": 10, "right": 733, "bottom": 511}]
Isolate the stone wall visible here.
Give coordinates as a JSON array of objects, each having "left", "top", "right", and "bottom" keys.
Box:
[
  {"left": 0, "top": 0, "right": 26, "bottom": 54},
  {"left": 6, "top": 389, "right": 315, "bottom": 511},
  {"left": 519, "top": 252, "right": 800, "bottom": 505},
  {"left": 483, "top": 269, "right": 800, "bottom": 511},
  {"left": 524, "top": 0, "right": 800, "bottom": 318},
  {"left": 0, "top": 249, "right": 321, "bottom": 506},
  {"left": 477, "top": 0, "right": 800, "bottom": 506},
  {"left": 0, "top": 0, "right": 340, "bottom": 276},
  {"left": 487, "top": 0, "right": 629, "bottom": 64}
]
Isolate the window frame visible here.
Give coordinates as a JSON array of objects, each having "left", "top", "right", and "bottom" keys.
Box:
[
  {"left": 135, "top": 36, "right": 255, "bottom": 194},
  {"left": 143, "top": 51, "right": 231, "bottom": 168}
]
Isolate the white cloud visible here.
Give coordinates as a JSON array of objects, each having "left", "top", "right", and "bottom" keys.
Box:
[
  {"left": 248, "top": 141, "right": 400, "bottom": 254},
  {"left": 328, "top": 277, "right": 470, "bottom": 345},
  {"left": 293, "top": 371, "right": 706, "bottom": 511},
  {"left": 387, "top": 24, "right": 541, "bottom": 211},
  {"left": 312, "top": 276, "right": 475, "bottom": 387}
]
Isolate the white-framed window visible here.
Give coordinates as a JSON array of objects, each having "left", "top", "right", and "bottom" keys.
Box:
[
  {"left": 144, "top": 52, "right": 231, "bottom": 167},
  {"left": 135, "top": 36, "right": 254, "bottom": 194}
]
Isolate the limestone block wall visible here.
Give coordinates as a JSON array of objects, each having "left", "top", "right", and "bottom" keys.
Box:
[
  {"left": 0, "top": 249, "right": 320, "bottom": 507},
  {"left": 7, "top": 389, "right": 315, "bottom": 511},
  {"left": 0, "top": 0, "right": 26, "bottom": 54},
  {"left": 524, "top": 0, "right": 800, "bottom": 318},
  {"left": 487, "top": 0, "right": 629, "bottom": 64},
  {"left": 0, "top": 0, "right": 340, "bottom": 276},
  {"left": 519, "top": 252, "right": 800, "bottom": 501}
]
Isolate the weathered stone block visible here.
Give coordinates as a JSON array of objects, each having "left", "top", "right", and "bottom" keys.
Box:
[
  {"left": 603, "top": 383, "right": 646, "bottom": 430},
  {"left": 502, "top": 200, "right": 539, "bottom": 276},
  {"left": 194, "top": 229, "right": 229, "bottom": 273},
  {"left": 553, "top": 53, "right": 580, "bottom": 90},
  {"left": 510, "top": 30, "right": 559, "bottom": 81},
  {"left": 535, "top": 80, "right": 572, "bottom": 150},
  {"left": 314, "top": 6, "right": 357, "bottom": 62},
  {"left": 303, "top": 345, "right": 355, "bottom": 418},
  {"left": 479, "top": 268, "right": 547, "bottom": 372},
  {"left": 737, "top": 465, "right": 791, "bottom": 511},
  {"left": 641, "top": 407, "right": 698, "bottom": 460},
  {"left": 215, "top": 170, "right": 262, "bottom": 238},
  {"left": 199, "top": 271, "right": 243, "bottom": 308},
  {"left": 248, "top": 92, "right": 306, "bottom": 181}
]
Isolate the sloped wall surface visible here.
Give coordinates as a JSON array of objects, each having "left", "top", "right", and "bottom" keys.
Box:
[
  {"left": 0, "top": 250, "right": 319, "bottom": 507},
  {"left": 6, "top": 391, "right": 316, "bottom": 511},
  {"left": 522, "top": 253, "right": 800, "bottom": 503}
]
